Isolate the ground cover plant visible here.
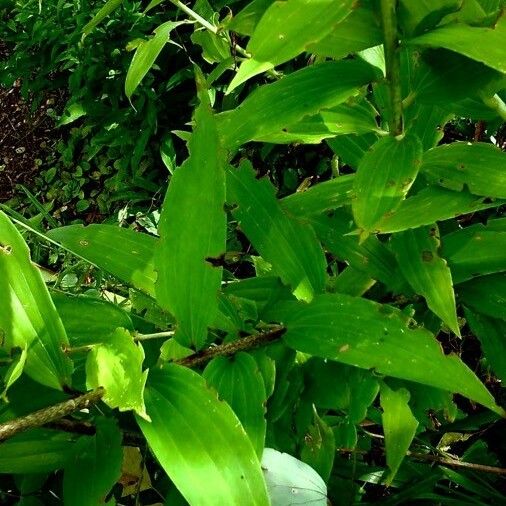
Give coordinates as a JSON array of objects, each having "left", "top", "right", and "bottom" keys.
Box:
[{"left": 1, "top": 0, "right": 506, "bottom": 504}]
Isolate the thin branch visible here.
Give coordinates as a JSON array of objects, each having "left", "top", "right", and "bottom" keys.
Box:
[
  {"left": 481, "top": 93, "right": 506, "bottom": 121},
  {"left": 0, "top": 388, "right": 105, "bottom": 442},
  {"left": 175, "top": 326, "right": 286, "bottom": 368},
  {"left": 380, "top": 0, "right": 403, "bottom": 136},
  {"left": 134, "top": 330, "right": 175, "bottom": 341}
]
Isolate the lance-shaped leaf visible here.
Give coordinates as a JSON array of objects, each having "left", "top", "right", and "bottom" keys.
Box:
[
  {"left": 47, "top": 224, "right": 157, "bottom": 296},
  {"left": 203, "top": 352, "right": 267, "bottom": 457},
  {"left": 217, "top": 60, "right": 378, "bottom": 149},
  {"left": 264, "top": 293, "right": 503, "bottom": 415},
  {"left": 458, "top": 273, "right": 506, "bottom": 321},
  {"left": 125, "top": 21, "right": 186, "bottom": 99},
  {"left": 407, "top": 14, "right": 506, "bottom": 74},
  {"left": 136, "top": 365, "right": 269, "bottom": 505},
  {"left": 86, "top": 328, "right": 149, "bottom": 420},
  {"left": 380, "top": 383, "right": 419, "bottom": 485},
  {"left": 63, "top": 418, "right": 123, "bottom": 506},
  {"left": 375, "top": 186, "right": 505, "bottom": 233},
  {"left": 281, "top": 175, "right": 354, "bottom": 218},
  {"left": 227, "top": 162, "right": 326, "bottom": 302},
  {"left": 391, "top": 224, "right": 460, "bottom": 335},
  {"left": 155, "top": 80, "right": 226, "bottom": 349},
  {"left": 82, "top": 0, "right": 123, "bottom": 37},
  {"left": 421, "top": 142, "right": 506, "bottom": 199},
  {"left": 228, "top": 0, "right": 355, "bottom": 91},
  {"left": 398, "top": 0, "right": 460, "bottom": 36},
  {"left": 229, "top": 0, "right": 273, "bottom": 36},
  {"left": 0, "top": 211, "right": 72, "bottom": 390},
  {"left": 327, "top": 132, "right": 378, "bottom": 170},
  {"left": 442, "top": 223, "right": 506, "bottom": 283},
  {"left": 352, "top": 133, "right": 423, "bottom": 237}
]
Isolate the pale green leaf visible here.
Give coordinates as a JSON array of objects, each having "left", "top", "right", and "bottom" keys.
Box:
[
  {"left": 0, "top": 211, "right": 72, "bottom": 390},
  {"left": 217, "top": 60, "right": 378, "bottom": 149},
  {"left": 155, "top": 79, "right": 226, "bottom": 349},
  {"left": 86, "top": 328, "right": 149, "bottom": 420},
  {"left": 227, "top": 161, "right": 326, "bottom": 302},
  {"left": 380, "top": 383, "right": 419, "bottom": 485},
  {"left": 375, "top": 186, "right": 505, "bottom": 233},
  {"left": 333, "top": 266, "right": 376, "bottom": 297},
  {"left": 63, "top": 418, "right": 123, "bottom": 506},
  {"left": 203, "top": 352, "right": 267, "bottom": 457},
  {"left": 442, "top": 224, "right": 506, "bottom": 283},
  {"left": 352, "top": 133, "right": 423, "bottom": 236},
  {"left": 125, "top": 21, "right": 186, "bottom": 99},
  {"left": 391, "top": 224, "right": 460, "bottom": 335},
  {"left": 47, "top": 224, "right": 157, "bottom": 296},
  {"left": 421, "top": 142, "right": 506, "bottom": 198},
  {"left": 228, "top": 0, "right": 355, "bottom": 91},
  {"left": 408, "top": 14, "right": 506, "bottom": 73},
  {"left": 1, "top": 346, "right": 27, "bottom": 401},
  {"left": 265, "top": 293, "right": 503, "bottom": 414},
  {"left": 136, "top": 365, "right": 269, "bottom": 505}
]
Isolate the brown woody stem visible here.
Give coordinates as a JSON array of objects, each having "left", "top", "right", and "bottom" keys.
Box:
[
  {"left": 0, "top": 388, "right": 105, "bottom": 442},
  {"left": 175, "top": 326, "right": 286, "bottom": 368}
]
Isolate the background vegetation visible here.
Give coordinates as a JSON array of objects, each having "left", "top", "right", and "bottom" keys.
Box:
[{"left": 0, "top": 0, "right": 505, "bottom": 504}]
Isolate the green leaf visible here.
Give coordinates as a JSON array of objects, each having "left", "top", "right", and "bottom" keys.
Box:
[
  {"left": 47, "top": 224, "right": 157, "bottom": 296},
  {"left": 458, "top": 273, "right": 506, "bottom": 320},
  {"left": 203, "top": 352, "right": 267, "bottom": 457},
  {"left": 261, "top": 448, "right": 327, "bottom": 506},
  {"left": 228, "top": 0, "right": 273, "bottom": 36},
  {"left": 352, "top": 133, "right": 423, "bottom": 237},
  {"left": 254, "top": 99, "right": 381, "bottom": 144},
  {"left": 408, "top": 13, "right": 506, "bottom": 74},
  {"left": 404, "top": 103, "right": 452, "bottom": 151},
  {"left": 228, "top": 0, "right": 355, "bottom": 91},
  {"left": 391, "top": 224, "right": 460, "bottom": 335},
  {"left": 82, "top": 0, "right": 123, "bottom": 38},
  {"left": 1, "top": 346, "right": 27, "bottom": 401},
  {"left": 227, "top": 162, "right": 326, "bottom": 302},
  {"left": 217, "top": 60, "right": 378, "bottom": 149},
  {"left": 421, "top": 142, "right": 506, "bottom": 198},
  {"left": 63, "top": 418, "right": 123, "bottom": 506},
  {"left": 327, "top": 133, "right": 378, "bottom": 170},
  {"left": 125, "top": 21, "right": 186, "bottom": 99},
  {"left": 442, "top": 224, "right": 506, "bottom": 283},
  {"left": 265, "top": 293, "right": 503, "bottom": 414},
  {"left": 155, "top": 78, "right": 226, "bottom": 349},
  {"left": 86, "top": 327, "right": 149, "bottom": 420},
  {"left": 465, "top": 308, "right": 506, "bottom": 383},
  {"left": 375, "top": 186, "right": 505, "bottom": 233},
  {"left": 136, "top": 365, "right": 269, "bottom": 505},
  {"left": 309, "top": 4, "right": 382, "bottom": 60},
  {"left": 52, "top": 293, "right": 133, "bottom": 346},
  {"left": 398, "top": 0, "right": 460, "bottom": 36},
  {"left": 0, "top": 429, "right": 77, "bottom": 474},
  {"left": 300, "top": 408, "right": 335, "bottom": 483},
  {"left": 0, "top": 211, "right": 72, "bottom": 390},
  {"left": 380, "top": 383, "right": 419, "bottom": 485},
  {"left": 280, "top": 175, "right": 354, "bottom": 218}
]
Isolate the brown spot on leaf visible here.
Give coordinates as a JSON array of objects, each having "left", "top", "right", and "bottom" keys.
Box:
[{"left": 422, "top": 250, "right": 433, "bottom": 262}]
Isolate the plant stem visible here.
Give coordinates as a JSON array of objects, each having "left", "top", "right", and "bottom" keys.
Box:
[
  {"left": 171, "top": 0, "right": 218, "bottom": 34},
  {"left": 134, "top": 330, "right": 175, "bottom": 341},
  {"left": 481, "top": 93, "right": 506, "bottom": 121},
  {"left": 380, "top": 0, "right": 403, "bottom": 136},
  {"left": 175, "top": 326, "right": 286, "bottom": 368},
  {"left": 0, "top": 388, "right": 105, "bottom": 442}
]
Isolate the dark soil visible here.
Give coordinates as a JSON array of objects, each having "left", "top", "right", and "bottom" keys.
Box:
[{"left": 0, "top": 80, "right": 65, "bottom": 202}]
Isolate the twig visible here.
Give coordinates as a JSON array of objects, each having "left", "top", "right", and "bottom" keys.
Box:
[
  {"left": 175, "top": 326, "right": 286, "bottom": 368},
  {"left": 0, "top": 388, "right": 105, "bottom": 442},
  {"left": 380, "top": 0, "right": 403, "bottom": 136}
]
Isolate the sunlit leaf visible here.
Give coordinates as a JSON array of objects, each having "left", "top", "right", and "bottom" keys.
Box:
[
  {"left": 203, "top": 352, "right": 267, "bottom": 457},
  {"left": 228, "top": 0, "right": 355, "bottom": 91},
  {"left": 136, "top": 365, "right": 269, "bottom": 505},
  {"left": 227, "top": 161, "right": 326, "bottom": 302},
  {"left": 391, "top": 224, "right": 460, "bottom": 335},
  {"left": 265, "top": 293, "right": 503, "bottom": 414},
  {"left": 0, "top": 211, "right": 72, "bottom": 390},
  {"left": 82, "top": 0, "right": 123, "bottom": 37},
  {"left": 86, "top": 328, "right": 149, "bottom": 419},
  {"left": 155, "top": 76, "right": 226, "bottom": 349}
]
